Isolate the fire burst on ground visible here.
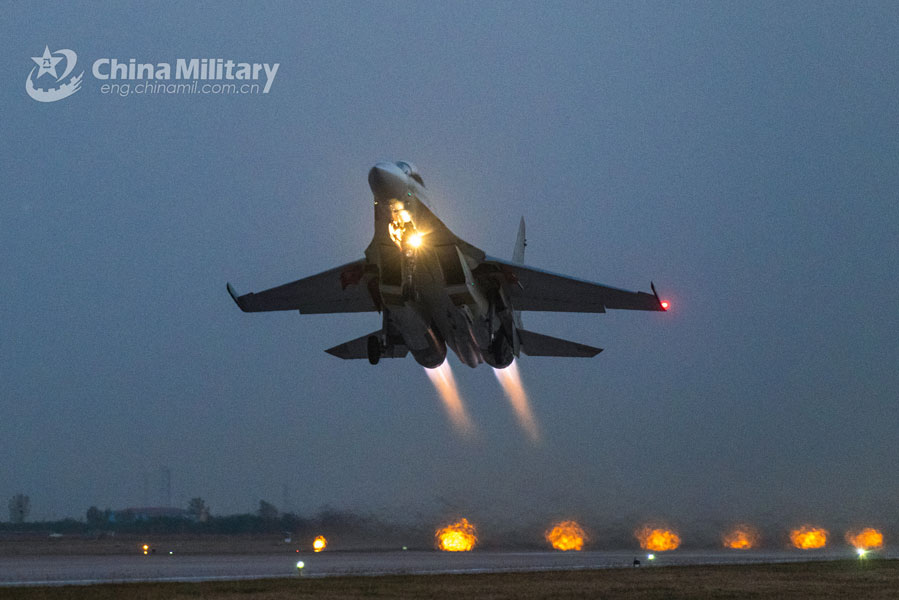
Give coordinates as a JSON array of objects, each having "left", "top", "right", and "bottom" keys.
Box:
[
  {"left": 312, "top": 535, "right": 326, "bottom": 552},
  {"left": 722, "top": 524, "right": 761, "bottom": 549},
  {"left": 846, "top": 527, "right": 883, "bottom": 550},
  {"left": 493, "top": 359, "right": 540, "bottom": 442},
  {"left": 425, "top": 361, "right": 474, "bottom": 435},
  {"left": 435, "top": 517, "right": 478, "bottom": 551},
  {"left": 546, "top": 520, "right": 587, "bottom": 551},
  {"left": 635, "top": 526, "right": 681, "bottom": 551},
  {"left": 790, "top": 525, "right": 828, "bottom": 549}
]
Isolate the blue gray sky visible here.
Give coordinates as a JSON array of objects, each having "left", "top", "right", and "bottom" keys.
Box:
[{"left": 1, "top": 2, "right": 897, "bottom": 537}]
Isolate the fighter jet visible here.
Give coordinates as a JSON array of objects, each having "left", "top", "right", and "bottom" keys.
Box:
[{"left": 227, "top": 161, "right": 668, "bottom": 369}]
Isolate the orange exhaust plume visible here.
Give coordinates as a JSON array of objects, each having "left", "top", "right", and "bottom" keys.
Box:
[
  {"left": 546, "top": 520, "right": 587, "bottom": 551},
  {"left": 790, "top": 526, "right": 828, "bottom": 549},
  {"left": 722, "top": 524, "right": 760, "bottom": 549},
  {"left": 425, "top": 361, "right": 474, "bottom": 435},
  {"left": 435, "top": 518, "right": 478, "bottom": 552},
  {"left": 312, "top": 535, "right": 327, "bottom": 552},
  {"left": 636, "top": 526, "right": 681, "bottom": 551},
  {"left": 845, "top": 528, "right": 883, "bottom": 550},
  {"left": 493, "top": 359, "right": 540, "bottom": 442}
]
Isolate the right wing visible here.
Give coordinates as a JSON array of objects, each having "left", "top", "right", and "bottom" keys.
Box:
[
  {"left": 477, "top": 256, "right": 665, "bottom": 313},
  {"left": 227, "top": 259, "right": 379, "bottom": 314}
]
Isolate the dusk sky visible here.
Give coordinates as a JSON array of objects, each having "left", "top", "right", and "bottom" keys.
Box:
[{"left": 2, "top": 2, "right": 897, "bottom": 540}]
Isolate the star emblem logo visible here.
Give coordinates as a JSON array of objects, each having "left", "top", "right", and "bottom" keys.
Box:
[
  {"left": 25, "top": 46, "right": 84, "bottom": 103},
  {"left": 31, "top": 45, "right": 64, "bottom": 79}
]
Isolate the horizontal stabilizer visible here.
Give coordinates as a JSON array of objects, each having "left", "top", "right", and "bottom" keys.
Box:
[
  {"left": 325, "top": 331, "right": 409, "bottom": 360},
  {"left": 518, "top": 329, "right": 602, "bottom": 358}
]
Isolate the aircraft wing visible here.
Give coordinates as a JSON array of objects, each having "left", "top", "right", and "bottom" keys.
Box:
[
  {"left": 325, "top": 330, "right": 409, "bottom": 360},
  {"left": 478, "top": 256, "right": 665, "bottom": 313},
  {"left": 227, "top": 259, "right": 379, "bottom": 314},
  {"left": 518, "top": 329, "right": 602, "bottom": 357}
]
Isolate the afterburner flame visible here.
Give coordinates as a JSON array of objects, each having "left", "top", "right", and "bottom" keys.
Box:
[
  {"left": 425, "top": 361, "right": 474, "bottom": 435},
  {"left": 493, "top": 359, "right": 540, "bottom": 442},
  {"left": 312, "top": 535, "right": 327, "bottom": 552},
  {"left": 436, "top": 518, "right": 478, "bottom": 552},
  {"left": 636, "top": 526, "right": 681, "bottom": 551},
  {"left": 846, "top": 528, "right": 883, "bottom": 550},
  {"left": 790, "top": 526, "right": 828, "bottom": 549},
  {"left": 546, "top": 520, "right": 587, "bottom": 551},
  {"left": 722, "top": 524, "right": 760, "bottom": 549}
]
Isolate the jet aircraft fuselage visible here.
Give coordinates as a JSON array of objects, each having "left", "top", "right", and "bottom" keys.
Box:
[
  {"left": 365, "top": 161, "right": 516, "bottom": 368},
  {"left": 228, "top": 161, "right": 667, "bottom": 368}
]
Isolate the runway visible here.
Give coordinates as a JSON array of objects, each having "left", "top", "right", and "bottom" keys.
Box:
[{"left": 1, "top": 548, "right": 893, "bottom": 587}]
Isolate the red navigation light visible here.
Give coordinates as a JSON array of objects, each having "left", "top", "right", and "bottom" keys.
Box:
[{"left": 660, "top": 301, "right": 670, "bottom": 311}]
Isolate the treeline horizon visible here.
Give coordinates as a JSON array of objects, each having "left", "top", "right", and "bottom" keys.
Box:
[
  {"left": 0, "top": 504, "right": 395, "bottom": 538},
  {"left": 1, "top": 501, "right": 894, "bottom": 551}
]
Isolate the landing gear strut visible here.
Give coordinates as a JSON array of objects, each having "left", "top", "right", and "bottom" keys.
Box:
[{"left": 367, "top": 335, "right": 381, "bottom": 365}]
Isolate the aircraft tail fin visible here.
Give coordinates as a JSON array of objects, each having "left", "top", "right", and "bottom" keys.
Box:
[
  {"left": 511, "top": 217, "right": 526, "bottom": 330},
  {"left": 325, "top": 330, "right": 408, "bottom": 360},
  {"left": 518, "top": 328, "right": 602, "bottom": 358},
  {"left": 512, "top": 217, "right": 526, "bottom": 263}
]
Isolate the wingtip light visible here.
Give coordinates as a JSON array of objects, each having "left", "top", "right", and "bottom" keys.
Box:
[{"left": 660, "top": 300, "right": 670, "bottom": 311}]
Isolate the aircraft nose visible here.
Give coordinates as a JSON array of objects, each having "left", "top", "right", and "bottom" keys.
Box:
[{"left": 368, "top": 162, "right": 407, "bottom": 199}]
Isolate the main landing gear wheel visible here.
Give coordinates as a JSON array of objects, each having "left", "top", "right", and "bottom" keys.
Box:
[{"left": 367, "top": 335, "right": 381, "bottom": 365}]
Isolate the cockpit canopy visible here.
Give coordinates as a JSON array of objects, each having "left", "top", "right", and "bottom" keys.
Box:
[{"left": 396, "top": 161, "right": 424, "bottom": 186}]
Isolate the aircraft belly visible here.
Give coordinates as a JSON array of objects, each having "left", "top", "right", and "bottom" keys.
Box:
[
  {"left": 422, "top": 290, "right": 484, "bottom": 369},
  {"left": 422, "top": 252, "right": 485, "bottom": 368},
  {"left": 378, "top": 242, "right": 487, "bottom": 368},
  {"left": 388, "top": 304, "right": 433, "bottom": 351}
]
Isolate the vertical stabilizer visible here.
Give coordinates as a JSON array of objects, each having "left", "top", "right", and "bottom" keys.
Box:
[
  {"left": 512, "top": 217, "right": 526, "bottom": 264},
  {"left": 511, "top": 217, "right": 525, "bottom": 332}
]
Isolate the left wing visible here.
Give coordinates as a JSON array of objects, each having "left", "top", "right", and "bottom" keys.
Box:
[
  {"left": 476, "top": 256, "right": 665, "bottom": 313},
  {"left": 227, "top": 259, "right": 379, "bottom": 314},
  {"left": 325, "top": 330, "right": 409, "bottom": 360}
]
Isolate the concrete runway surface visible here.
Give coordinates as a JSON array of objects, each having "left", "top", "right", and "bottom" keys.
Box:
[{"left": 1, "top": 549, "right": 894, "bottom": 587}]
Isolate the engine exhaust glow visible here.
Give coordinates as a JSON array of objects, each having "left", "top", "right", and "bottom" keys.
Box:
[
  {"left": 425, "top": 361, "right": 474, "bottom": 435},
  {"left": 790, "top": 526, "right": 828, "bottom": 549},
  {"left": 436, "top": 518, "right": 478, "bottom": 552},
  {"left": 493, "top": 359, "right": 540, "bottom": 442},
  {"left": 546, "top": 520, "right": 587, "bottom": 551},
  {"left": 722, "top": 524, "right": 760, "bottom": 549},
  {"left": 635, "top": 526, "right": 681, "bottom": 551},
  {"left": 312, "top": 535, "right": 327, "bottom": 552},
  {"left": 845, "top": 528, "right": 883, "bottom": 550}
]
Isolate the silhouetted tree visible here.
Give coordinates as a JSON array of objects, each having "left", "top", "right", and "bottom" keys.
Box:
[
  {"left": 86, "top": 506, "right": 104, "bottom": 527},
  {"left": 8, "top": 494, "right": 30, "bottom": 523},
  {"left": 258, "top": 500, "right": 278, "bottom": 520},
  {"left": 187, "top": 497, "right": 209, "bottom": 522}
]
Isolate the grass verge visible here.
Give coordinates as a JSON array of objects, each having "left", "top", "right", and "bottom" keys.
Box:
[{"left": 3, "top": 559, "right": 897, "bottom": 600}]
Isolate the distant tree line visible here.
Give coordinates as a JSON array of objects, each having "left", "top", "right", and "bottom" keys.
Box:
[{"left": 1, "top": 497, "right": 383, "bottom": 538}]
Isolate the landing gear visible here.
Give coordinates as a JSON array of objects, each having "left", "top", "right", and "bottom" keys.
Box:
[{"left": 367, "top": 335, "right": 381, "bottom": 365}]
